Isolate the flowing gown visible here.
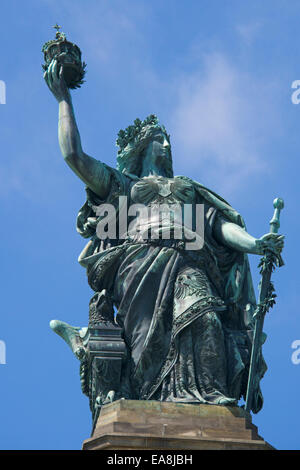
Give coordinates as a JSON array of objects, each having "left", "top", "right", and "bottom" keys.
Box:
[{"left": 76, "top": 165, "right": 267, "bottom": 412}]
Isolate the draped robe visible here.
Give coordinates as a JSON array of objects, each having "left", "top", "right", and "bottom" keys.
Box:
[{"left": 76, "top": 164, "right": 267, "bottom": 413}]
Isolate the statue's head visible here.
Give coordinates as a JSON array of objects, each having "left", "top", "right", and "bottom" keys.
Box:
[{"left": 116, "top": 115, "right": 173, "bottom": 178}]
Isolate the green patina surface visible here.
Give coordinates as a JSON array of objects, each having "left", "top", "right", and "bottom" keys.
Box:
[{"left": 43, "top": 29, "right": 284, "bottom": 431}]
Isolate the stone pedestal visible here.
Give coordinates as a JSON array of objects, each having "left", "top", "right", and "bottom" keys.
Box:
[{"left": 82, "top": 399, "right": 273, "bottom": 450}]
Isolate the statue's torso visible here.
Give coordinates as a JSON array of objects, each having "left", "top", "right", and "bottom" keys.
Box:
[
  {"left": 127, "top": 175, "right": 200, "bottom": 241},
  {"left": 130, "top": 175, "right": 196, "bottom": 205}
]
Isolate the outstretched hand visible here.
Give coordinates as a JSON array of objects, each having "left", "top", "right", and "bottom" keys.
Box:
[
  {"left": 44, "top": 58, "right": 70, "bottom": 103},
  {"left": 255, "top": 232, "right": 284, "bottom": 257}
]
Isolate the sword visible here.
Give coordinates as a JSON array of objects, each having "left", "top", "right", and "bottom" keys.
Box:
[{"left": 245, "top": 197, "right": 284, "bottom": 413}]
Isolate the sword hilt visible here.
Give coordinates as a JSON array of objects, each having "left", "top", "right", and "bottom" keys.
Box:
[
  {"left": 269, "top": 198, "right": 284, "bottom": 266},
  {"left": 269, "top": 198, "right": 284, "bottom": 234}
]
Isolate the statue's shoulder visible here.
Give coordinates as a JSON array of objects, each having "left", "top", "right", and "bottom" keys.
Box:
[
  {"left": 175, "top": 175, "right": 231, "bottom": 206},
  {"left": 175, "top": 175, "right": 244, "bottom": 227}
]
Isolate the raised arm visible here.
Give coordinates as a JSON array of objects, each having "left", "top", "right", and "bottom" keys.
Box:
[
  {"left": 44, "top": 59, "right": 110, "bottom": 199},
  {"left": 213, "top": 216, "right": 284, "bottom": 257}
]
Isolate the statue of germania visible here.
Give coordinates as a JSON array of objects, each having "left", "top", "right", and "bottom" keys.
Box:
[{"left": 43, "top": 27, "right": 284, "bottom": 433}]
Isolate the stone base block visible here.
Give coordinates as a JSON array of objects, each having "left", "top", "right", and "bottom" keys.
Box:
[{"left": 82, "top": 399, "right": 274, "bottom": 450}]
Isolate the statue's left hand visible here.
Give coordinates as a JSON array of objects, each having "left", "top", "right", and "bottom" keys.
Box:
[{"left": 255, "top": 233, "right": 284, "bottom": 256}]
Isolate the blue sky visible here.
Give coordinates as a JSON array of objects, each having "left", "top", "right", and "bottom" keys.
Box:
[{"left": 0, "top": 0, "right": 299, "bottom": 450}]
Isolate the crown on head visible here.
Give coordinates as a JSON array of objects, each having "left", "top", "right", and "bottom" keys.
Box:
[{"left": 116, "top": 114, "right": 169, "bottom": 153}]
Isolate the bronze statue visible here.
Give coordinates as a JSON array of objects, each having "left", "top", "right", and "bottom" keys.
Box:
[{"left": 43, "top": 29, "right": 284, "bottom": 430}]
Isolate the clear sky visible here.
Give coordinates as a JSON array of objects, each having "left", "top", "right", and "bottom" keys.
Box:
[{"left": 0, "top": 0, "right": 299, "bottom": 450}]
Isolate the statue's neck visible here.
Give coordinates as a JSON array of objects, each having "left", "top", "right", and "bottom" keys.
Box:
[{"left": 140, "top": 164, "right": 168, "bottom": 178}]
